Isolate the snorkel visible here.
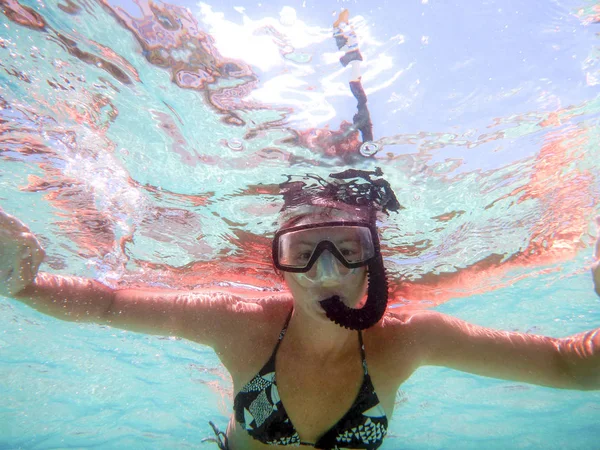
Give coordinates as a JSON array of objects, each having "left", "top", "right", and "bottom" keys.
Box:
[
  {"left": 317, "top": 210, "right": 387, "bottom": 330},
  {"left": 276, "top": 168, "right": 402, "bottom": 331}
]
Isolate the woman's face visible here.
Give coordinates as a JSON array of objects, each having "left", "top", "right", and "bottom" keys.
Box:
[{"left": 280, "top": 208, "right": 369, "bottom": 320}]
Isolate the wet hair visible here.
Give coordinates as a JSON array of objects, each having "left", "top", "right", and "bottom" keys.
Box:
[{"left": 278, "top": 168, "right": 402, "bottom": 227}]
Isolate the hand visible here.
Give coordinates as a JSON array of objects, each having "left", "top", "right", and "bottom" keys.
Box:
[{"left": 0, "top": 208, "right": 45, "bottom": 297}]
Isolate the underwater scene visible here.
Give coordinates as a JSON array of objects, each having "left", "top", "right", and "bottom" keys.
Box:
[{"left": 1, "top": 0, "right": 600, "bottom": 448}]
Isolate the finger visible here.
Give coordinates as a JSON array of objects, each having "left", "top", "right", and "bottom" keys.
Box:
[
  {"left": 31, "top": 244, "right": 45, "bottom": 272},
  {"left": 21, "top": 234, "right": 45, "bottom": 271},
  {"left": 20, "top": 245, "right": 32, "bottom": 263},
  {"left": 22, "top": 232, "right": 44, "bottom": 251},
  {"left": 20, "top": 251, "right": 36, "bottom": 287}
]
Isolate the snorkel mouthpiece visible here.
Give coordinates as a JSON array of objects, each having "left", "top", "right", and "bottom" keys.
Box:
[{"left": 318, "top": 230, "right": 388, "bottom": 330}]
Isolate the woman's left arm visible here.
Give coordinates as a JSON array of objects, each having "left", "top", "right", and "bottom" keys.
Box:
[
  {"left": 405, "top": 310, "right": 600, "bottom": 390},
  {"left": 396, "top": 218, "right": 600, "bottom": 390}
]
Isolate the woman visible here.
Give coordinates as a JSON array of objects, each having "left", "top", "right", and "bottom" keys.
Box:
[{"left": 1, "top": 169, "right": 599, "bottom": 450}]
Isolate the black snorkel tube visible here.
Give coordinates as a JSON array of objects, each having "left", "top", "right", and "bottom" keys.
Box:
[{"left": 318, "top": 213, "right": 388, "bottom": 330}]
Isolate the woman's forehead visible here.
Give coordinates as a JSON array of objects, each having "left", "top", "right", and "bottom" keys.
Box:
[
  {"left": 299, "top": 210, "right": 355, "bottom": 223},
  {"left": 289, "top": 226, "right": 363, "bottom": 243},
  {"left": 281, "top": 205, "right": 370, "bottom": 227}
]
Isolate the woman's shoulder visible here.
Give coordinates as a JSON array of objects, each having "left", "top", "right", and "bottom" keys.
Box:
[
  {"left": 382, "top": 308, "right": 447, "bottom": 325},
  {"left": 197, "top": 289, "right": 293, "bottom": 327},
  {"left": 367, "top": 309, "right": 447, "bottom": 341},
  {"left": 366, "top": 309, "right": 470, "bottom": 362},
  {"left": 204, "top": 292, "right": 293, "bottom": 373},
  {"left": 362, "top": 310, "right": 440, "bottom": 385},
  {"left": 247, "top": 292, "right": 294, "bottom": 326}
]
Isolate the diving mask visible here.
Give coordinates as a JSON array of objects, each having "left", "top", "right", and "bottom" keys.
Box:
[
  {"left": 289, "top": 250, "right": 361, "bottom": 288},
  {"left": 272, "top": 220, "right": 387, "bottom": 331},
  {"left": 273, "top": 221, "right": 375, "bottom": 274}
]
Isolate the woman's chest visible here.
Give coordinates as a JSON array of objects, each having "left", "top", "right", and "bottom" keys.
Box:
[
  {"left": 274, "top": 349, "right": 366, "bottom": 443},
  {"left": 228, "top": 321, "right": 419, "bottom": 446}
]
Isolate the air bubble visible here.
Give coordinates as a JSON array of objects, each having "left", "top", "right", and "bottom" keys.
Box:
[
  {"left": 359, "top": 142, "right": 380, "bottom": 157},
  {"left": 227, "top": 138, "right": 244, "bottom": 151}
]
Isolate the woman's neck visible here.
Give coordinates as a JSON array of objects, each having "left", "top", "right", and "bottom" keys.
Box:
[{"left": 285, "top": 306, "right": 358, "bottom": 361}]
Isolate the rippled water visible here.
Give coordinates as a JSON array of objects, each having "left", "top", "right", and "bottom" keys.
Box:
[{"left": 1, "top": 0, "right": 600, "bottom": 448}]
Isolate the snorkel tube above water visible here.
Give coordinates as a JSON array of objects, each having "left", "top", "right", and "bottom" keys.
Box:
[{"left": 277, "top": 168, "right": 402, "bottom": 330}]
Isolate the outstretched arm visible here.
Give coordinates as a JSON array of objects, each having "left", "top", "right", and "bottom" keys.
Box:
[
  {"left": 1, "top": 208, "right": 268, "bottom": 349},
  {"left": 15, "top": 274, "right": 262, "bottom": 344},
  {"left": 399, "top": 310, "right": 600, "bottom": 390}
]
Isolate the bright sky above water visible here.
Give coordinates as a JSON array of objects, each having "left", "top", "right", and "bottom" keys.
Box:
[{"left": 109, "top": 0, "right": 600, "bottom": 171}]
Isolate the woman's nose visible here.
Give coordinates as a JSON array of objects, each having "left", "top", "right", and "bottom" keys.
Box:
[{"left": 315, "top": 252, "right": 342, "bottom": 287}]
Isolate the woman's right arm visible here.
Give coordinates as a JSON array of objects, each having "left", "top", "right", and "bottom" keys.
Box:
[
  {"left": 1, "top": 209, "right": 268, "bottom": 348},
  {"left": 14, "top": 274, "right": 265, "bottom": 345}
]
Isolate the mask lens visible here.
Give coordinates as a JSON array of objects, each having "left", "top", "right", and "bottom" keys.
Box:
[{"left": 276, "top": 224, "right": 374, "bottom": 271}]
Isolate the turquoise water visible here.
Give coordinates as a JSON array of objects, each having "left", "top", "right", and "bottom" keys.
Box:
[
  {"left": 2, "top": 257, "right": 599, "bottom": 449},
  {"left": 1, "top": 0, "right": 600, "bottom": 448}
]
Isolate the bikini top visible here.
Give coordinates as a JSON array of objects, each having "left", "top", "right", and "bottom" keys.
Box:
[{"left": 233, "top": 312, "right": 388, "bottom": 449}]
